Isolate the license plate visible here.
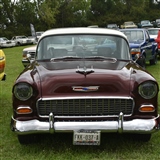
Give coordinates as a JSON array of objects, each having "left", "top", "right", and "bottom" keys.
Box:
[{"left": 73, "top": 130, "right": 101, "bottom": 145}]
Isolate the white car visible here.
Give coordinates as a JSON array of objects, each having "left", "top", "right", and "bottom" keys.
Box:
[
  {"left": 11, "top": 35, "right": 34, "bottom": 46},
  {"left": 0, "top": 37, "right": 16, "bottom": 48},
  {"left": 28, "top": 36, "right": 37, "bottom": 44},
  {"left": 22, "top": 45, "right": 36, "bottom": 67},
  {"left": 36, "top": 31, "right": 44, "bottom": 40},
  {"left": 147, "top": 28, "right": 160, "bottom": 39}
]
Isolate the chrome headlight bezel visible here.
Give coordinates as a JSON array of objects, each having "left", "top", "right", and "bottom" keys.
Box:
[
  {"left": 130, "top": 48, "right": 141, "bottom": 53},
  {"left": 138, "top": 81, "right": 158, "bottom": 99},
  {"left": 13, "top": 82, "right": 33, "bottom": 101}
]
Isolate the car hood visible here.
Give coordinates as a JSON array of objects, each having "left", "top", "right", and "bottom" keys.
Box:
[
  {"left": 142, "top": 24, "right": 153, "bottom": 27},
  {"left": 150, "top": 35, "right": 157, "bottom": 39},
  {"left": 125, "top": 25, "right": 137, "bottom": 28},
  {"left": 128, "top": 41, "right": 143, "bottom": 48},
  {"left": 23, "top": 45, "right": 37, "bottom": 52},
  {"left": 22, "top": 60, "right": 151, "bottom": 98}
]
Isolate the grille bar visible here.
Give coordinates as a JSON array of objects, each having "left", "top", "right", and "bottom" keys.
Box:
[{"left": 37, "top": 98, "right": 134, "bottom": 117}]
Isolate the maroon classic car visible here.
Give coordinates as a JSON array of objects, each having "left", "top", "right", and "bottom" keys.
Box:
[{"left": 11, "top": 27, "right": 160, "bottom": 145}]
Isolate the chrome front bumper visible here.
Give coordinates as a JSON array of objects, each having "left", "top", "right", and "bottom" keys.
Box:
[{"left": 11, "top": 112, "right": 160, "bottom": 135}]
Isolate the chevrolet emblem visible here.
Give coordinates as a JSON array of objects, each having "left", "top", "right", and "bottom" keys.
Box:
[{"left": 72, "top": 86, "right": 99, "bottom": 92}]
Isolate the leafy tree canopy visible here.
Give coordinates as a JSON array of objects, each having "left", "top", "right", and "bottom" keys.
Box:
[{"left": 0, "top": 0, "right": 160, "bottom": 38}]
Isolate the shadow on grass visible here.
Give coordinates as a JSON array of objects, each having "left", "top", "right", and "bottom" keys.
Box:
[{"left": 19, "top": 132, "right": 154, "bottom": 152}]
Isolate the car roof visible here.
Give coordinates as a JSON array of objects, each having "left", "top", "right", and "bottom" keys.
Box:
[
  {"left": 141, "top": 20, "right": 150, "bottom": 22},
  {"left": 120, "top": 28, "right": 146, "bottom": 31},
  {"left": 147, "top": 28, "right": 160, "bottom": 30},
  {"left": 124, "top": 21, "right": 134, "bottom": 23},
  {"left": 16, "top": 35, "right": 26, "bottom": 37},
  {"left": 107, "top": 24, "right": 117, "bottom": 25},
  {"left": 40, "top": 27, "right": 127, "bottom": 40}
]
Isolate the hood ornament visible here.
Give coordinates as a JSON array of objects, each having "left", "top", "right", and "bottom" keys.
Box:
[
  {"left": 72, "top": 86, "right": 99, "bottom": 92},
  {"left": 76, "top": 66, "right": 94, "bottom": 77}
]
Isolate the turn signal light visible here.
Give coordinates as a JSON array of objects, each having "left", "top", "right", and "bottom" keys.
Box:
[
  {"left": 139, "top": 105, "right": 155, "bottom": 112},
  {"left": 131, "top": 51, "right": 141, "bottom": 55},
  {"left": 16, "top": 107, "right": 32, "bottom": 114}
]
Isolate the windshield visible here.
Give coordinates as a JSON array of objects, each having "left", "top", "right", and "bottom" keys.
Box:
[
  {"left": 17, "top": 36, "right": 27, "bottom": 39},
  {"left": 148, "top": 29, "right": 159, "bottom": 35},
  {"left": 125, "top": 22, "right": 134, "bottom": 25},
  {"left": 107, "top": 24, "right": 117, "bottom": 28},
  {"left": 1, "top": 37, "right": 8, "bottom": 41},
  {"left": 121, "top": 30, "right": 144, "bottom": 43},
  {"left": 36, "top": 34, "right": 130, "bottom": 60},
  {"left": 36, "top": 32, "right": 44, "bottom": 36},
  {"left": 141, "top": 20, "right": 150, "bottom": 25}
]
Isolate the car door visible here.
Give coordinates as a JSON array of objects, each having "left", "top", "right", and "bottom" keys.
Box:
[{"left": 142, "top": 30, "right": 153, "bottom": 61}]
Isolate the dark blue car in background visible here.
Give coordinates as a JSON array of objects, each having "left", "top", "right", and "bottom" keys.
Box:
[{"left": 120, "top": 28, "right": 158, "bottom": 68}]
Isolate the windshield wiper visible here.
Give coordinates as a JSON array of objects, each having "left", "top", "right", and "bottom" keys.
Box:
[
  {"left": 50, "top": 56, "right": 117, "bottom": 63},
  {"left": 86, "top": 56, "right": 117, "bottom": 62},
  {"left": 50, "top": 56, "right": 82, "bottom": 61}
]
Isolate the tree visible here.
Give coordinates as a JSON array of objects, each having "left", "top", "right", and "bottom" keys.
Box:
[
  {"left": 37, "top": 0, "right": 60, "bottom": 29},
  {"left": 0, "top": 0, "right": 160, "bottom": 38}
]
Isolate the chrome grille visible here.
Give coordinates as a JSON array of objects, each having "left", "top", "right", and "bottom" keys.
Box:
[
  {"left": 28, "top": 51, "right": 35, "bottom": 58},
  {"left": 37, "top": 98, "right": 134, "bottom": 117}
]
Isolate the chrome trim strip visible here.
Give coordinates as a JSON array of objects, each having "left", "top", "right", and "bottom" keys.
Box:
[
  {"left": 37, "top": 115, "right": 134, "bottom": 119},
  {"left": 38, "top": 96, "right": 134, "bottom": 101}
]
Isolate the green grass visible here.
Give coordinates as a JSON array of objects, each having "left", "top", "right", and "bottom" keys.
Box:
[{"left": 0, "top": 46, "right": 160, "bottom": 160}]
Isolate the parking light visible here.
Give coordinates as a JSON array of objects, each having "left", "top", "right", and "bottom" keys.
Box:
[
  {"left": 16, "top": 106, "right": 32, "bottom": 114},
  {"left": 139, "top": 105, "right": 155, "bottom": 112}
]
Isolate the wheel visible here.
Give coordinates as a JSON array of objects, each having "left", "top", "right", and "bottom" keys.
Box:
[
  {"left": 16, "top": 42, "right": 21, "bottom": 46},
  {"left": 18, "top": 134, "right": 40, "bottom": 145},
  {"left": 137, "top": 55, "right": 146, "bottom": 69},
  {"left": 150, "top": 53, "right": 158, "bottom": 65}
]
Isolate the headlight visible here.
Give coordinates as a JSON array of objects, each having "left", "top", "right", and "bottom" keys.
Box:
[
  {"left": 138, "top": 82, "right": 158, "bottom": 99},
  {"left": 23, "top": 50, "right": 28, "bottom": 57},
  {"left": 130, "top": 48, "right": 141, "bottom": 55},
  {"left": 0, "top": 56, "right": 4, "bottom": 60},
  {"left": 13, "top": 83, "right": 33, "bottom": 101}
]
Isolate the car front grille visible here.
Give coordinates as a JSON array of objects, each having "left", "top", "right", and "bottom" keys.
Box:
[
  {"left": 27, "top": 40, "right": 31, "bottom": 43},
  {"left": 37, "top": 98, "right": 134, "bottom": 117},
  {"left": 28, "top": 51, "right": 35, "bottom": 58}
]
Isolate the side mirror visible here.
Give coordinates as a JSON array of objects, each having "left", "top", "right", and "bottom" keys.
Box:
[{"left": 149, "top": 38, "right": 155, "bottom": 42}]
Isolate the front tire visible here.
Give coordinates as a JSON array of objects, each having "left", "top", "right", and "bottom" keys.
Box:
[
  {"left": 16, "top": 42, "right": 21, "bottom": 46},
  {"left": 150, "top": 53, "right": 158, "bottom": 65},
  {"left": 133, "top": 134, "right": 151, "bottom": 142},
  {"left": 18, "top": 134, "right": 39, "bottom": 145},
  {"left": 137, "top": 55, "right": 146, "bottom": 69}
]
